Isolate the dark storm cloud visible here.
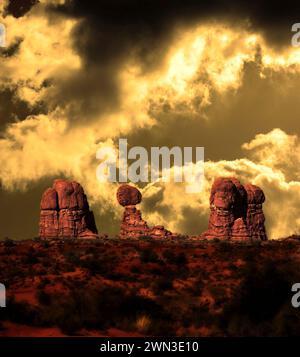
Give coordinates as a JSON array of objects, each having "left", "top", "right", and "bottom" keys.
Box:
[
  {"left": 4, "top": 0, "right": 300, "bottom": 123},
  {"left": 5, "top": 0, "right": 38, "bottom": 18},
  {"left": 127, "top": 58, "right": 300, "bottom": 163},
  {"left": 50, "top": 0, "right": 300, "bottom": 66},
  {"left": 41, "top": 0, "right": 300, "bottom": 122},
  {"left": 0, "top": 36, "right": 22, "bottom": 57},
  {"left": 0, "top": 85, "right": 46, "bottom": 131}
]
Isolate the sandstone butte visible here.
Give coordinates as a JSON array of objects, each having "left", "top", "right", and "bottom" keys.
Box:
[
  {"left": 39, "top": 177, "right": 267, "bottom": 241},
  {"left": 39, "top": 179, "right": 98, "bottom": 239},
  {"left": 201, "top": 177, "right": 267, "bottom": 241}
]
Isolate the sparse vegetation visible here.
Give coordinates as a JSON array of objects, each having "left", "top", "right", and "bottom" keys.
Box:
[{"left": 0, "top": 238, "right": 299, "bottom": 336}]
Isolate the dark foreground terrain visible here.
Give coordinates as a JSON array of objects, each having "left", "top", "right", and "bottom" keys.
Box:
[{"left": 0, "top": 237, "right": 300, "bottom": 336}]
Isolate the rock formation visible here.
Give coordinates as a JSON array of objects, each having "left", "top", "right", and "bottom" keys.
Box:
[
  {"left": 244, "top": 183, "right": 267, "bottom": 241},
  {"left": 202, "top": 177, "right": 267, "bottom": 241},
  {"left": 149, "top": 225, "right": 172, "bottom": 239},
  {"left": 39, "top": 179, "right": 98, "bottom": 239},
  {"left": 117, "top": 184, "right": 142, "bottom": 207},
  {"left": 117, "top": 184, "right": 172, "bottom": 239}
]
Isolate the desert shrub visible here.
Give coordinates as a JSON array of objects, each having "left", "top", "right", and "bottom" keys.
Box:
[
  {"left": 37, "top": 278, "right": 50, "bottom": 289},
  {"left": 241, "top": 248, "right": 257, "bottom": 262},
  {"left": 162, "top": 249, "right": 187, "bottom": 265},
  {"left": 228, "top": 263, "right": 238, "bottom": 272},
  {"left": 5, "top": 266, "right": 25, "bottom": 280},
  {"left": 149, "top": 267, "right": 164, "bottom": 275},
  {"left": 151, "top": 276, "right": 173, "bottom": 295},
  {"left": 186, "top": 278, "right": 204, "bottom": 296},
  {"left": 0, "top": 297, "right": 37, "bottom": 325},
  {"left": 130, "top": 265, "right": 141, "bottom": 274},
  {"left": 218, "top": 241, "right": 233, "bottom": 254},
  {"left": 219, "top": 259, "right": 299, "bottom": 336},
  {"left": 140, "top": 248, "right": 160, "bottom": 263},
  {"left": 36, "top": 289, "right": 51, "bottom": 305},
  {"left": 23, "top": 249, "right": 39, "bottom": 264},
  {"left": 208, "top": 284, "right": 227, "bottom": 307},
  {"left": 40, "top": 240, "right": 50, "bottom": 248},
  {"left": 181, "top": 303, "right": 212, "bottom": 328},
  {"left": 135, "top": 315, "right": 151, "bottom": 333},
  {"left": 139, "top": 236, "right": 153, "bottom": 241},
  {"left": 79, "top": 256, "right": 103, "bottom": 275},
  {"left": 34, "top": 284, "right": 171, "bottom": 335},
  {"left": 35, "top": 268, "right": 47, "bottom": 276},
  {"left": 272, "top": 304, "right": 300, "bottom": 336},
  {"left": 64, "top": 251, "right": 80, "bottom": 265},
  {"left": 4, "top": 238, "right": 15, "bottom": 247},
  {"left": 41, "top": 258, "right": 52, "bottom": 268}
]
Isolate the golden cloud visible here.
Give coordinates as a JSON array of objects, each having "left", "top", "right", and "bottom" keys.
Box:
[
  {"left": 1, "top": 3, "right": 300, "bottom": 239},
  {"left": 142, "top": 130, "right": 300, "bottom": 239}
]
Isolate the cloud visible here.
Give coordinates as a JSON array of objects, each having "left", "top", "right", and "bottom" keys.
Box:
[
  {"left": 140, "top": 129, "right": 300, "bottom": 239},
  {"left": 242, "top": 128, "right": 300, "bottom": 180},
  {"left": 1, "top": 1, "right": 300, "bottom": 239}
]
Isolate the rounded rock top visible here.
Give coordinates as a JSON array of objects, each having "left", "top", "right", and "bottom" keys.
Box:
[
  {"left": 117, "top": 184, "right": 142, "bottom": 206},
  {"left": 244, "top": 183, "right": 265, "bottom": 204}
]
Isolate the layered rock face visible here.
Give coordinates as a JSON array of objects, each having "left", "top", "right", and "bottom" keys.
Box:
[
  {"left": 244, "top": 184, "right": 267, "bottom": 241},
  {"left": 120, "top": 205, "right": 149, "bottom": 239},
  {"left": 39, "top": 179, "right": 98, "bottom": 239},
  {"left": 203, "top": 177, "right": 267, "bottom": 241},
  {"left": 117, "top": 184, "right": 172, "bottom": 239}
]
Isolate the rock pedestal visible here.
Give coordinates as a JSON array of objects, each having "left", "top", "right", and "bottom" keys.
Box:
[
  {"left": 39, "top": 179, "right": 98, "bottom": 239},
  {"left": 120, "top": 205, "right": 149, "bottom": 239},
  {"left": 117, "top": 184, "right": 173, "bottom": 239}
]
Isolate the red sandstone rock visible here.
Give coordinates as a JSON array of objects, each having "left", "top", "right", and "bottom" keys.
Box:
[
  {"left": 244, "top": 184, "right": 267, "bottom": 241},
  {"left": 150, "top": 225, "right": 172, "bottom": 239},
  {"left": 39, "top": 210, "right": 59, "bottom": 238},
  {"left": 231, "top": 217, "right": 250, "bottom": 241},
  {"left": 40, "top": 188, "right": 58, "bottom": 210},
  {"left": 39, "top": 179, "right": 98, "bottom": 239},
  {"left": 202, "top": 177, "right": 267, "bottom": 241},
  {"left": 204, "top": 178, "right": 238, "bottom": 239},
  {"left": 209, "top": 178, "right": 238, "bottom": 208},
  {"left": 244, "top": 183, "right": 265, "bottom": 204},
  {"left": 119, "top": 206, "right": 149, "bottom": 239},
  {"left": 53, "top": 179, "right": 74, "bottom": 209},
  {"left": 52, "top": 179, "right": 89, "bottom": 210},
  {"left": 117, "top": 184, "right": 173, "bottom": 239},
  {"left": 117, "top": 184, "right": 142, "bottom": 207}
]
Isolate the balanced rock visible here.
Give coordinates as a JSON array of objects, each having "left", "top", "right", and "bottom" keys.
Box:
[
  {"left": 39, "top": 179, "right": 98, "bottom": 239},
  {"left": 117, "top": 184, "right": 173, "bottom": 239},
  {"left": 202, "top": 177, "right": 267, "bottom": 241},
  {"left": 117, "top": 184, "right": 149, "bottom": 239}
]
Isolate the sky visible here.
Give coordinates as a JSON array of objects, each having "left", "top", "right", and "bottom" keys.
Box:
[{"left": 1, "top": 0, "right": 300, "bottom": 239}]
